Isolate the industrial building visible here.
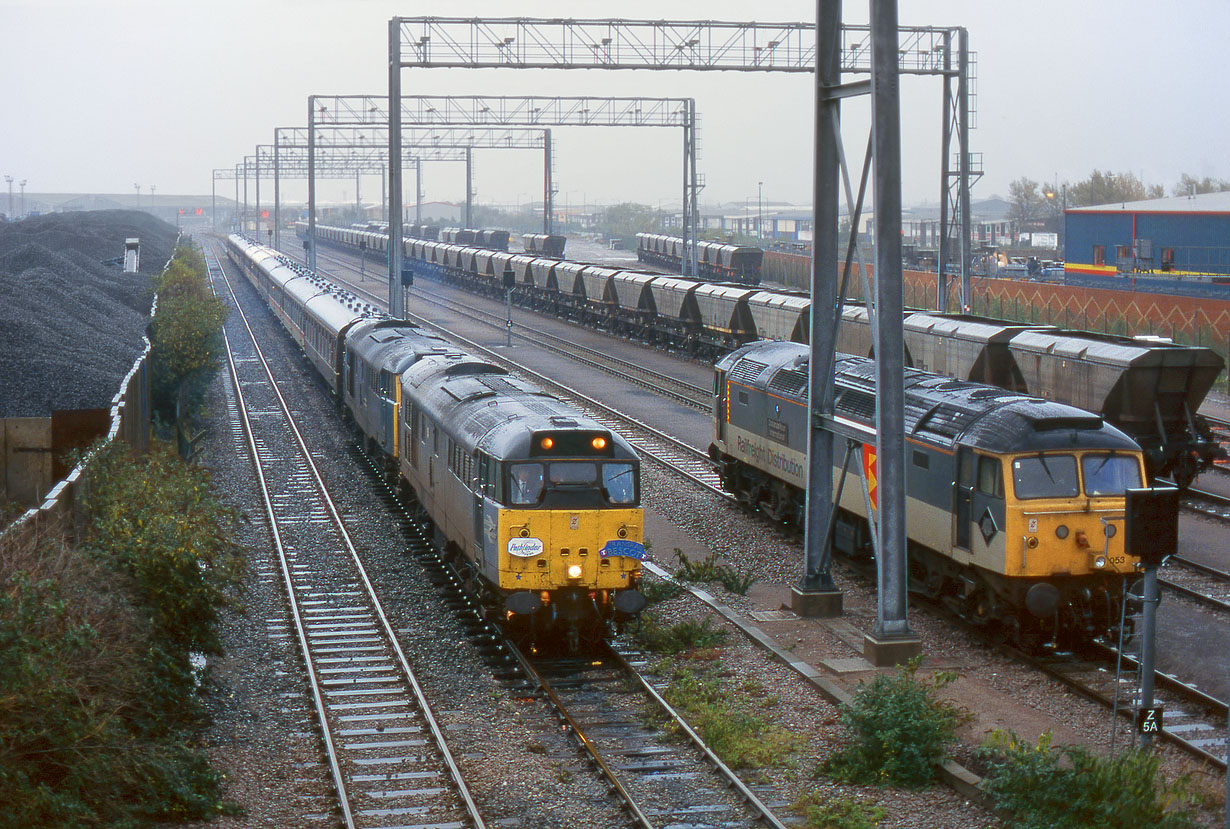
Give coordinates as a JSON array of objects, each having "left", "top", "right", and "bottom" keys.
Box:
[{"left": 1064, "top": 191, "right": 1230, "bottom": 278}]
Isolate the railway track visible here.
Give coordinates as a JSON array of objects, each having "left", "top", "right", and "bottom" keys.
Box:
[
  {"left": 1160, "top": 554, "right": 1230, "bottom": 613},
  {"left": 411, "top": 282, "right": 713, "bottom": 411},
  {"left": 509, "top": 642, "right": 791, "bottom": 829},
  {"left": 1025, "top": 641, "right": 1228, "bottom": 768},
  {"left": 205, "top": 244, "right": 486, "bottom": 829},
  {"left": 342, "top": 445, "right": 793, "bottom": 829},
  {"left": 281, "top": 240, "right": 1230, "bottom": 769}
]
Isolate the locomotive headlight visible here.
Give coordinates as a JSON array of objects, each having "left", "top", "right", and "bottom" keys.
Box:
[
  {"left": 567, "top": 564, "right": 583, "bottom": 580},
  {"left": 1055, "top": 524, "right": 1069, "bottom": 539},
  {"left": 1093, "top": 555, "right": 1108, "bottom": 569},
  {"left": 591, "top": 436, "right": 607, "bottom": 450},
  {"left": 1104, "top": 524, "right": 1117, "bottom": 538},
  {"left": 541, "top": 437, "right": 554, "bottom": 450}
]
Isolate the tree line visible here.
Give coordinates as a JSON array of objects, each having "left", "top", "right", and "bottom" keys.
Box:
[{"left": 1009, "top": 171, "right": 1230, "bottom": 228}]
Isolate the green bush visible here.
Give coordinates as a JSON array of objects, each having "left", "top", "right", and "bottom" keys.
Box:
[
  {"left": 149, "top": 242, "right": 227, "bottom": 421},
  {"left": 662, "top": 665, "right": 802, "bottom": 769},
  {"left": 978, "top": 731, "right": 1200, "bottom": 829},
  {"left": 823, "top": 657, "right": 970, "bottom": 788},
  {"left": 0, "top": 440, "right": 246, "bottom": 824},
  {"left": 634, "top": 615, "right": 728, "bottom": 653},
  {"left": 791, "top": 791, "right": 886, "bottom": 829}
]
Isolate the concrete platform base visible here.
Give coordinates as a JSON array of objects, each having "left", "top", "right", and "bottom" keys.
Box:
[
  {"left": 790, "top": 586, "right": 843, "bottom": 618},
  {"left": 863, "top": 633, "right": 923, "bottom": 667}
]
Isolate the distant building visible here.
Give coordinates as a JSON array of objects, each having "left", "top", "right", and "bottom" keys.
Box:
[{"left": 1065, "top": 191, "right": 1230, "bottom": 277}]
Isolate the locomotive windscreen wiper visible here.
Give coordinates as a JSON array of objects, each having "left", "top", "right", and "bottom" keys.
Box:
[{"left": 1037, "top": 452, "right": 1055, "bottom": 481}]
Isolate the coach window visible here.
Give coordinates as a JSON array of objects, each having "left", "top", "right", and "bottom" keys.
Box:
[
  {"left": 977, "top": 456, "right": 1003, "bottom": 498},
  {"left": 1092, "top": 245, "right": 1105, "bottom": 266}
]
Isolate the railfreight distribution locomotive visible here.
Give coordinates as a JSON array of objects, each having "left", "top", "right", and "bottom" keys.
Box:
[
  {"left": 226, "top": 235, "right": 647, "bottom": 650},
  {"left": 710, "top": 340, "right": 1147, "bottom": 648},
  {"left": 298, "top": 220, "right": 1225, "bottom": 488}
]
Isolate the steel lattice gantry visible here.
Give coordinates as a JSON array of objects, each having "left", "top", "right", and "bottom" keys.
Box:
[
  {"left": 390, "top": 15, "right": 978, "bottom": 309},
  {"left": 318, "top": 92, "right": 699, "bottom": 309},
  {"left": 303, "top": 103, "right": 556, "bottom": 272},
  {"left": 392, "top": 12, "right": 939, "bottom": 660},
  {"left": 275, "top": 125, "right": 542, "bottom": 256},
  {"left": 260, "top": 138, "right": 472, "bottom": 251}
]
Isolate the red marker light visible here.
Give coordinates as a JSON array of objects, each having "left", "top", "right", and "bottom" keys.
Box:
[
  {"left": 591, "top": 436, "right": 607, "bottom": 450},
  {"left": 541, "top": 437, "right": 554, "bottom": 450}
]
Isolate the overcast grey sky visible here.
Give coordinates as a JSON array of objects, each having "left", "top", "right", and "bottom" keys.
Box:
[{"left": 4, "top": 0, "right": 1226, "bottom": 211}]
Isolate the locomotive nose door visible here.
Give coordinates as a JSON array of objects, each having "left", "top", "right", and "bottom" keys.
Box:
[{"left": 954, "top": 447, "right": 974, "bottom": 549}]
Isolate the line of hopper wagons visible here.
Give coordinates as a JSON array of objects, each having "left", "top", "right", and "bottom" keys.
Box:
[{"left": 299, "top": 220, "right": 1226, "bottom": 489}]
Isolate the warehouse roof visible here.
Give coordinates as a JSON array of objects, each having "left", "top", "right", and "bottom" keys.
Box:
[{"left": 1067, "top": 190, "right": 1230, "bottom": 214}]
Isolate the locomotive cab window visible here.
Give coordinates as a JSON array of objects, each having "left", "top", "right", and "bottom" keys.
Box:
[
  {"left": 602, "top": 463, "right": 637, "bottom": 505},
  {"left": 1012, "top": 454, "right": 1079, "bottom": 499},
  {"left": 1082, "top": 453, "right": 1142, "bottom": 496},
  {"left": 508, "top": 463, "right": 544, "bottom": 505},
  {"left": 977, "top": 456, "right": 1003, "bottom": 498}
]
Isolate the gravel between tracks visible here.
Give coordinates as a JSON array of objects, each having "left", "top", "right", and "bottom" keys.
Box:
[
  {"left": 178, "top": 259, "right": 629, "bottom": 828},
  {"left": 178, "top": 242, "right": 1222, "bottom": 827},
  {"left": 633, "top": 461, "right": 1225, "bottom": 826}
]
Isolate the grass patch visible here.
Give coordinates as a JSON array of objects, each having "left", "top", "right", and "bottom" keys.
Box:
[
  {"left": 822, "top": 657, "right": 971, "bottom": 788},
  {"left": 640, "top": 576, "right": 685, "bottom": 605},
  {"left": 792, "top": 791, "right": 886, "bottom": 829},
  {"left": 661, "top": 664, "right": 802, "bottom": 770},
  {"left": 633, "top": 615, "right": 728, "bottom": 654},
  {"left": 673, "top": 549, "right": 756, "bottom": 595},
  {"left": 978, "top": 731, "right": 1202, "bottom": 828}
]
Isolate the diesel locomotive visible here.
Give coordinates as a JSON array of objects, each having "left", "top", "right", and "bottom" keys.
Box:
[
  {"left": 225, "top": 234, "right": 647, "bottom": 649},
  {"left": 299, "top": 220, "right": 1225, "bottom": 488},
  {"left": 710, "top": 340, "right": 1148, "bottom": 648}
]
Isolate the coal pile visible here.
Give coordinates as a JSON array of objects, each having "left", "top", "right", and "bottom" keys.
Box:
[{"left": 0, "top": 211, "right": 178, "bottom": 417}]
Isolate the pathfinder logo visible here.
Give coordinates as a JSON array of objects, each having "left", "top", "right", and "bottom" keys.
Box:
[{"left": 737, "top": 435, "right": 805, "bottom": 480}]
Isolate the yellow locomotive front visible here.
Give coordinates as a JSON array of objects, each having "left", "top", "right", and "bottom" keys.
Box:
[
  {"left": 489, "top": 429, "right": 646, "bottom": 648},
  {"left": 988, "top": 446, "right": 1148, "bottom": 644},
  {"left": 1002, "top": 449, "right": 1146, "bottom": 578}
]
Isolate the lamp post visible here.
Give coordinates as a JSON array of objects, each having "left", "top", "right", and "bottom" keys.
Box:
[
  {"left": 19, "top": 179, "right": 27, "bottom": 217},
  {"left": 4, "top": 175, "right": 12, "bottom": 218},
  {"left": 134, "top": 183, "right": 140, "bottom": 210},
  {"left": 1045, "top": 182, "right": 1068, "bottom": 254},
  {"left": 758, "top": 180, "right": 764, "bottom": 241}
]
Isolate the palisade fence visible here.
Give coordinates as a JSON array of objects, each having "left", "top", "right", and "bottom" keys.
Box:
[
  {"left": 1, "top": 240, "right": 180, "bottom": 547},
  {"left": 763, "top": 251, "right": 1230, "bottom": 391}
]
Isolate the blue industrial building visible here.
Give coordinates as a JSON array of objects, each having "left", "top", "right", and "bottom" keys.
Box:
[{"left": 1065, "top": 191, "right": 1230, "bottom": 278}]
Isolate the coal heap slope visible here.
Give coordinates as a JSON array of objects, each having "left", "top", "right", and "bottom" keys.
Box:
[{"left": 0, "top": 210, "right": 178, "bottom": 418}]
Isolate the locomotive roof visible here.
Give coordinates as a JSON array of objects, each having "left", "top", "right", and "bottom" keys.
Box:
[
  {"left": 720, "top": 340, "right": 1139, "bottom": 454},
  {"left": 403, "top": 357, "right": 638, "bottom": 460}
]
